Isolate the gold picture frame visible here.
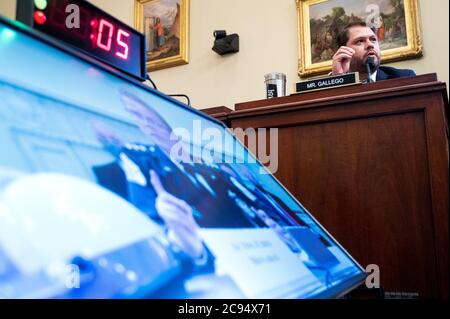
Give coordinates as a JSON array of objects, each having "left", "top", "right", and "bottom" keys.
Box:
[
  {"left": 296, "top": 0, "right": 423, "bottom": 77},
  {"left": 134, "top": 0, "right": 189, "bottom": 72}
]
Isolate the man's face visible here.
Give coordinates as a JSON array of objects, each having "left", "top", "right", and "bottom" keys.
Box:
[{"left": 346, "top": 26, "right": 380, "bottom": 72}]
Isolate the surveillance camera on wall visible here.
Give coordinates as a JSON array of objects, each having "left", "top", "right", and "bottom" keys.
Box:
[{"left": 212, "top": 30, "right": 239, "bottom": 56}]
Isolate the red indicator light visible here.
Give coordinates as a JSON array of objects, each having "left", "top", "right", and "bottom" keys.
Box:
[
  {"left": 90, "top": 19, "right": 98, "bottom": 28},
  {"left": 33, "top": 11, "right": 47, "bottom": 25},
  {"left": 96, "top": 19, "right": 114, "bottom": 52}
]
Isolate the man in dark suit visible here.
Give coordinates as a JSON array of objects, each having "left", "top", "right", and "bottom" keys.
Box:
[
  {"left": 375, "top": 65, "right": 416, "bottom": 81},
  {"left": 91, "top": 121, "right": 215, "bottom": 266},
  {"left": 332, "top": 22, "right": 416, "bottom": 82},
  {"left": 91, "top": 123, "right": 220, "bottom": 299}
]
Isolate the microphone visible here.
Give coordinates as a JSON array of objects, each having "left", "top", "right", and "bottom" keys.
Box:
[{"left": 366, "top": 56, "right": 376, "bottom": 83}]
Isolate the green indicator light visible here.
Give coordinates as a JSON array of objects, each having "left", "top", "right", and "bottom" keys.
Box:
[{"left": 34, "top": 0, "right": 48, "bottom": 10}]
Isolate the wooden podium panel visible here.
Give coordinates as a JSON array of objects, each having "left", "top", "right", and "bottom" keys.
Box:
[{"left": 203, "top": 74, "right": 449, "bottom": 298}]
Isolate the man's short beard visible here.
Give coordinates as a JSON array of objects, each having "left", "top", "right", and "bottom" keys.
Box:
[{"left": 350, "top": 57, "right": 380, "bottom": 74}]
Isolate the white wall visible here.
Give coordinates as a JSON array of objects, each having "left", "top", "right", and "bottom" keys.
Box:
[{"left": 1, "top": 0, "right": 448, "bottom": 109}]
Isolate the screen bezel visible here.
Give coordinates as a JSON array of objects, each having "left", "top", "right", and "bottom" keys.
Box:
[{"left": 0, "top": 14, "right": 367, "bottom": 299}]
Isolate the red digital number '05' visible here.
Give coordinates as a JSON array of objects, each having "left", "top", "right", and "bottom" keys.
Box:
[{"left": 95, "top": 19, "right": 130, "bottom": 60}]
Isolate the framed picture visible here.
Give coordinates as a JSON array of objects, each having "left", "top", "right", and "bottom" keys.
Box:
[
  {"left": 296, "top": 0, "right": 423, "bottom": 77},
  {"left": 134, "top": 0, "right": 189, "bottom": 72}
]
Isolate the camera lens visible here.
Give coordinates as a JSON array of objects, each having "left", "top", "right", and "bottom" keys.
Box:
[{"left": 213, "top": 30, "right": 227, "bottom": 39}]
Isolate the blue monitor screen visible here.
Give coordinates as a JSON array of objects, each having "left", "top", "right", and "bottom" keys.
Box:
[{"left": 0, "top": 17, "right": 365, "bottom": 299}]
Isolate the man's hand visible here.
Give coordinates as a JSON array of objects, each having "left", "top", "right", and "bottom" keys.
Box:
[
  {"left": 331, "top": 46, "right": 355, "bottom": 75},
  {"left": 150, "top": 170, "right": 204, "bottom": 260}
]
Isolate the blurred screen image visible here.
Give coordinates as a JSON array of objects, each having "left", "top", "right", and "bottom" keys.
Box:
[{"left": 0, "top": 18, "right": 365, "bottom": 298}]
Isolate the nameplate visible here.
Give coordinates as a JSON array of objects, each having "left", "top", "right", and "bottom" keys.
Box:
[{"left": 295, "top": 73, "right": 360, "bottom": 93}]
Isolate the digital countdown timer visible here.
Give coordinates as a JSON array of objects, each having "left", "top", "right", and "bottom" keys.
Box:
[{"left": 17, "top": 0, "right": 146, "bottom": 80}]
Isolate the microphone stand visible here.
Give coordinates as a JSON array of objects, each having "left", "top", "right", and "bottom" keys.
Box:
[{"left": 366, "top": 56, "right": 375, "bottom": 83}]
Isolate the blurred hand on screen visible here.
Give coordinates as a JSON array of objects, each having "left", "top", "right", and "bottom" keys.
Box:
[{"left": 150, "top": 170, "right": 204, "bottom": 261}]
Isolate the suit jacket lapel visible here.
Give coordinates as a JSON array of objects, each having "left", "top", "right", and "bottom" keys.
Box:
[{"left": 376, "top": 68, "right": 389, "bottom": 81}]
